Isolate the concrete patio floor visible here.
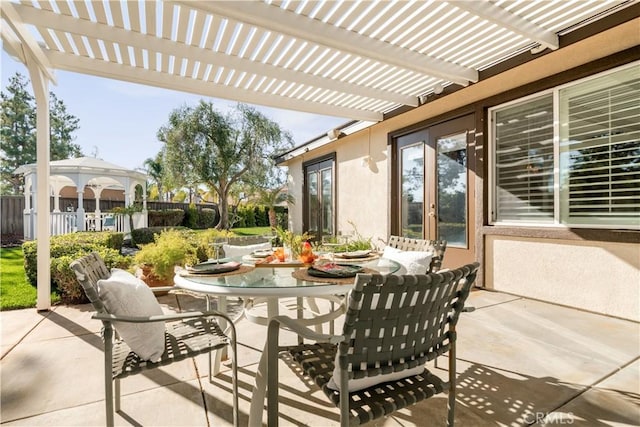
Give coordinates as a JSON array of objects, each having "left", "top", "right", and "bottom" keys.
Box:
[{"left": 1, "top": 289, "right": 638, "bottom": 426}]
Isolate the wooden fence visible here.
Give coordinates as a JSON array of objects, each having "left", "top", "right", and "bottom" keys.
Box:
[{"left": 1, "top": 196, "right": 24, "bottom": 236}]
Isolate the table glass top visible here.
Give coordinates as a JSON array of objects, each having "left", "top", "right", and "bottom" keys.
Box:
[{"left": 174, "top": 255, "right": 400, "bottom": 292}]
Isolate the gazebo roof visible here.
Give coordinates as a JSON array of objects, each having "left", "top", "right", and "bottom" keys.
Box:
[
  {"left": 15, "top": 156, "right": 144, "bottom": 178},
  {"left": 14, "top": 156, "right": 147, "bottom": 191}
]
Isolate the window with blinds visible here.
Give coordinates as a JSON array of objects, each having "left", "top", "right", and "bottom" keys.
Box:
[
  {"left": 491, "top": 62, "right": 640, "bottom": 229},
  {"left": 559, "top": 66, "right": 640, "bottom": 227},
  {"left": 493, "top": 95, "right": 554, "bottom": 223}
]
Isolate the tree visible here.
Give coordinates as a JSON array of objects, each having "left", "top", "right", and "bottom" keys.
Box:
[
  {"left": 1, "top": 73, "right": 35, "bottom": 194},
  {"left": 49, "top": 92, "right": 81, "bottom": 159},
  {"left": 144, "top": 153, "right": 165, "bottom": 201},
  {"left": 0, "top": 72, "right": 82, "bottom": 195},
  {"left": 158, "top": 101, "right": 293, "bottom": 229},
  {"left": 255, "top": 185, "right": 294, "bottom": 229}
]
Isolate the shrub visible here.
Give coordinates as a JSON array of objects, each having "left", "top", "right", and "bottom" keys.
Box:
[
  {"left": 256, "top": 206, "right": 269, "bottom": 227},
  {"left": 133, "top": 229, "right": 199, "bottom": 281},
  {"left": 147, "top": 209, "right": 185, "bottom": 227},
  {"left": 23, "top": 232, "right": 124, "bottom": 286},
  {"left": 130, "top": 226, "right": 189, "bottom": 245},
  {"left": 191, "top": 229, "right": 237, "bottom": 260},
  {"left": 184, "top": 205, "right": 198, "bottom": 229},
  {"left": 244, "top": 205, "right": 257, "bottom": 227},
  {"left": 197, "top": 208, "right": 217, "bottom": 229},
  {"left": 22, "top": 232, "right": 131, "bottom": 304},
  {"left": 51, "top": 249, "right": 131, "bottom": 304}
]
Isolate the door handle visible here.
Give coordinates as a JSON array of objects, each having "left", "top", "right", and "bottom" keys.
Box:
[{"left": 429, "top": 203, "right": 436, "bottom": 218}]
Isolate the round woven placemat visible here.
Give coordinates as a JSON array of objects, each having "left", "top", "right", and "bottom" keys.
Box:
[
  {"left": 178, "top": 264, "right": 255, "bottom": 277},
  {"left": 292, "top": 267, "right": 376, "bottom": 285}
]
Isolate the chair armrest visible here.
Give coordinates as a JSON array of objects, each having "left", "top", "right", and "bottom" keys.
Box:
[
  {"left": 269, "top": 315, "right": 345, "bottom": 345},
  {"left": 92, "top": 310, "right": 234, "bottom": 325}
]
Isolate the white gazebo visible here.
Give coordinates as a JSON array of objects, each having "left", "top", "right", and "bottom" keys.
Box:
[{"left": 15, "top": 156, "right": 148, "bottom": 240}]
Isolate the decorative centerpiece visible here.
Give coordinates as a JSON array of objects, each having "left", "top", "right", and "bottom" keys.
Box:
[{"left": 274, "top": 227, "right": 316, "bottom": 263}]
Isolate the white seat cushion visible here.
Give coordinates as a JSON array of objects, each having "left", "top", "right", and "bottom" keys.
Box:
[
  {"left": 222, "top": 242, "right": 272, "bottom": 285},
  {"left": 382, "top": 246, "right": 432, "bottom": 275},
  {"left": 222, "top": 242, "right": 272, "bottom": 258},
  {"left": 97, "top": 268, "right": 165, "bottom": 362},
  {"left": 327, "top": 362, "right": 425, "bottom": 392}
]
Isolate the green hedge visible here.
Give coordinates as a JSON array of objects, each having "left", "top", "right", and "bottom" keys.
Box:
[
  {"left": 22, "top": 232, "right": 130, "bottom": 304},
  {"left": 131, "top": 226, "right": 190, "bottom": 246},
  {"left": 147, "top": 209, "right": 185, "bottom": 227},
  {"left": 197, "top": 208, "right": 217, "bottom": 229},
  {"left": 234, "top": 204, "right": 286, "bottom": 228}
]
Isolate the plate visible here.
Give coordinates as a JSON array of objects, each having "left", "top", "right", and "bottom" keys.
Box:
[
  {"left": 334, "top": 250, "right": 372, "bottom": 259},
  {"left": 185, "top": 261, "right": 241, "bottom": 274},
  {"left": 307, "top": 263, "right": 363, "bottom": 278},
  {"left": 251, "top": 249, "right": 274, "bottom": 258}
]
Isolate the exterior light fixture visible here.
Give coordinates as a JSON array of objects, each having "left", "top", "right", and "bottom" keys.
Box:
[{"left": 327, "top": 128, "right": 345, "bottom": 140}]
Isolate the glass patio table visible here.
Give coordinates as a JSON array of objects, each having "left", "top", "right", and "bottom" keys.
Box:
[
  {"left": 173, "top": 255, "right": 400, "bottom": 426},
  {"left": 173, "top": 255, "right": 401, "bottom": 331}
]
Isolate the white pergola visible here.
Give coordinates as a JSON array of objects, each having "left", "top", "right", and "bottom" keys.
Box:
[
  {"left": 0, "top": 0, "right": 635, "bottom": 310},
  {"left": 14, "top": 156, "right": 148, "bottom": 239}
]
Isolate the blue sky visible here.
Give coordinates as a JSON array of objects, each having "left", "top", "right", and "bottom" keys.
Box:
[{"left": 1, "top": 49, "right": 347, "bottom": 171}]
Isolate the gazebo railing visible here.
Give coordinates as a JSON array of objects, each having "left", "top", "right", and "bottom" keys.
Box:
[
  {"left": 51, "top": 212, "right": 78, "bottom": 235},
  {"left": 23, "top": 212, "right": 147, "bottom": 240}
]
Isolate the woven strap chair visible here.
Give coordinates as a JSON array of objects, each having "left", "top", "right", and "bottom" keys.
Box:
[
  {"left": 267, "top": 262, "right": 479, "bottom": 426},
  {"left": 70, "top": 252, "right": 238, "bottom": 427},
  {"left": 387, "top": 235, "right": 448, "bottom": 272}
]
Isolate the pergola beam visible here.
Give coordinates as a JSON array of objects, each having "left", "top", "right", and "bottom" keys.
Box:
[
  {"left": 177, "top": 0, "right": 478, "bottom": 85},
  {"left": 451, "top": 1, "right": 559, "bottom": 51}
]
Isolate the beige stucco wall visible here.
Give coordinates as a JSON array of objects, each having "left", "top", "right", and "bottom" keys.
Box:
[
  {"left": 485, "top": 236, "right": 640, "bottom": 321},
  {"left": 285, "top": 19, "right": 640, "bottom": 319}
]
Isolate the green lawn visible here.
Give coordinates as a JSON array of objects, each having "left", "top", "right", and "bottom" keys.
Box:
[
  {"left": 0, "top": 246, "right": 60, "bottom": 310},
  {"left": 231, "top": 226, "right": 272, "bottom": 236}
]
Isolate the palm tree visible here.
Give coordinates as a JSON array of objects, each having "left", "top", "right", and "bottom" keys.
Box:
[
  {"left": 144, "top": 155, "right": 164, "bottom": 201},
  {"left": 256, "top": 185, "right": 294, "bottom": 229}
]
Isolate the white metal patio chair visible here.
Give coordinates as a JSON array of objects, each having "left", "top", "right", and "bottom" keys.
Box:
[
  {"left": 266, "top": 262, "right": 479, "bottom": 426},
  {"left": 70, "top": 252, "right": 238, "bottom": 427}
]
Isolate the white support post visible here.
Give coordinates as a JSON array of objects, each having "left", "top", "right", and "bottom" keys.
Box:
[
  {"left": 76, "top": 190, "right": 85, "bottom": 231},
  {"left": 27, "top": 59, "right": 51, "bottom": 311},
  {"left": 142, "top": 192, "right": 148, "bottom": 228},
  {"left": 24, "top": 176, "right": 32, "bottom": 239},
  {"left": 53, "top": 191, "right": 60, "bottom": 212}
]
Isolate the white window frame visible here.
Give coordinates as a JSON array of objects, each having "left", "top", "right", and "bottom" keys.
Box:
[{"left": 489, "top": 61, "right": 640, "bottom": 230}]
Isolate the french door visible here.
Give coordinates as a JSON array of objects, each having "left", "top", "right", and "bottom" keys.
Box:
[
  {"left": 303, "top": 155, "right": 335, "bottom": 242},
  {"left": 392, "top": 115, "right": 476, "bottom": 267}
]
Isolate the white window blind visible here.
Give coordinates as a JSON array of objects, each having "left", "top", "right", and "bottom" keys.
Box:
[
  {"left": 559, "top": 66, "right": 640, "bottom": 227},
  {"left": 494, "top": 95, "right": 554, "bottom": 222}
]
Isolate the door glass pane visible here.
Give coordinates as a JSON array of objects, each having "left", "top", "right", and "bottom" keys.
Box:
[
  {"left": 304, "top": 158, "right": 335, "bottom": 242},
  {"left": 321, "top": 169, "right": 333, "bottom": 235},
  {"left": 307, "top": 171, "right": 319, "bottom": 235},
  {"left": 400, "top": 144, "right": 424, "bottom": 238},
  {"left": 437, "top": 133, "right": 467, "bottom": 247}
]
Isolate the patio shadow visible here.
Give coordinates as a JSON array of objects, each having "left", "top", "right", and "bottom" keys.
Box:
[{"left": 271, "top": 353, "right": 640, "bottom": 427}]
